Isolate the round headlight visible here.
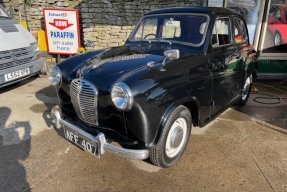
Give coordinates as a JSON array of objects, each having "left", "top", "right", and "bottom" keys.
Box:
[
  {"left": 48, "top": 66, "right": 62, "bottom": 86},
  {"left": 111, "top": 82, "right": 133, "bottom": 110}
]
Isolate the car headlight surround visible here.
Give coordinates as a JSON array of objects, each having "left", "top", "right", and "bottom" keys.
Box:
[
  {"left": 30, "top": 42, "right": 40, "bottom": 52},
  {"left": 111, "top": 82, "right": 133, "bottom": 111},
  {"left": 48, "top": 66, "right": 62, "bottom": 86}
]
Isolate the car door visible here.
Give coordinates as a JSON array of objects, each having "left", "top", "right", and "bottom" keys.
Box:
[
  {"left": 233, "top": 17, "right": 252, "bottom": 88},
  {"left": 207, "top": 17, "right": 242, "bottom": 118}
]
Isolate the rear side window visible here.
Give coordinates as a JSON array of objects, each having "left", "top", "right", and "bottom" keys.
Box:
[
  {"left": 274, "top": 9, "right": 281, "bottom": 20},
  {"left": 211, "top": 18, "right": 231, "bottom": 46},
  {"left": 269, "top": 6, "right": 277, "bottom": 17},
  {"left": 233, "top": 17, "right": 248, "bottom": 43}
]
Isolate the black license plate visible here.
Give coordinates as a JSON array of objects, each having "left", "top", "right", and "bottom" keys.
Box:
[{"left": 64, "top": 129, "right": 99, "bottom": 157}]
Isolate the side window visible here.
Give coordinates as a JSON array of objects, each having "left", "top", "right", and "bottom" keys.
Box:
[
  {"left": 269, "top": 6, "right": 277, "bottom": 17},
  {"left": 211, "top": 18, "right": 231, "bottom": 46},
  {"left": 0, "top": 6, "right": 9, "bottom": 17},
  {"left": 234, "top": 18, "right": 248, "bottom": 44},
  {"left": 274, "top": 9, "right": 281, "bottom": 20}
]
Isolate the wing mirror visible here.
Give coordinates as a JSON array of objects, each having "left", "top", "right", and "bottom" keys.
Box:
[
  {"left": 85, "top": 40, "right": 95, "bottom": 51},
  {"left": 160, "top": 49, "right": 180, "bottom": 71},
  {"left": 164, "top": 49, "right": 180, "bottom": 60}
]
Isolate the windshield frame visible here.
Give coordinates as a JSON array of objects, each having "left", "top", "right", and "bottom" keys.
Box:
[{"left": 128, "top": 13, "right": 210, "bottom": 47}]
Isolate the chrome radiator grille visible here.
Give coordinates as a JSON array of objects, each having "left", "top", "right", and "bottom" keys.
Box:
[{"left": 70, "top": 79, "right": 98, "bottom": 126}]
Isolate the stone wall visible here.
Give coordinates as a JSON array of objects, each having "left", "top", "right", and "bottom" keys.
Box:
[{"left": 0, "top": 0, "right": 203, "bottom": 49}]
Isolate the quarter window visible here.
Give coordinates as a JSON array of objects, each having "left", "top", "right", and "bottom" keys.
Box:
[
  {"left": 233, "top": 18, "right": 248, "bottom": 43},
  {"left": 211, "top": 18, "right": 231, "bottom": 46}
]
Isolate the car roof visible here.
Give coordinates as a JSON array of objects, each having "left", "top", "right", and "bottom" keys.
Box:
[
  {"left": 274, "top": 4, "right": 287, "bottom": 9},
  {"left": 145, "top": 6, "right": 238, "bottom": 16}
]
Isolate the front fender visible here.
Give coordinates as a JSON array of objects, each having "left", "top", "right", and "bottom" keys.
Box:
[
  {"left": 148, "top": 96, "right": 201, "bottom": 147},
  {"left": 147, "top": 103, "right": 176, "bottom": 148}
]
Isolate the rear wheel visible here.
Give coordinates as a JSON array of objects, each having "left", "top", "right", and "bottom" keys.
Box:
[
  {"left": 238, "top": 75, "right": 252, "bottom": 106},
  {"left": 149, "top": 105, "right": 192, "bottom": 168}
]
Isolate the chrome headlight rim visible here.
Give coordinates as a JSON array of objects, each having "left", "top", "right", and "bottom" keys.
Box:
[
  {"left": 48, "top": 66, "right": 62, "bottom": 86},
  {"left": 111, "top": 82, "right": 133, "bottom": 111}
]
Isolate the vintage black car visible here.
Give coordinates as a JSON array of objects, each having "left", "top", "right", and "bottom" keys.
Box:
[{"left": 49, "top": 6, "right": 257, "bottom": 168}]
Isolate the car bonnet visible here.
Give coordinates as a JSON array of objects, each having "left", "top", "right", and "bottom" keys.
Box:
[{"left": 79, "top": 46, "right": 166, "bottom": 77}]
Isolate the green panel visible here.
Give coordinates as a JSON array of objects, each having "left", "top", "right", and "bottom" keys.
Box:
[{"left": 258, "top": 60, "right": 287, "bottom": 73}]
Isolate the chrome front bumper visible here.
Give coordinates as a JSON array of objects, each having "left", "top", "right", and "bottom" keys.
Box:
[{"left": 51, "top": 105, "right": 149, "bottom": 160}]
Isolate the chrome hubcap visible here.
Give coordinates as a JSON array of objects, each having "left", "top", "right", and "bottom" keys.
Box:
[
  {"left": 169, "top": 127, "right": 184, "bottom": 149},
  {"left": 242, "top": 76, "right": 251, "bottom": 100},
  {"left": 166, "top": 117, "right": 187, "bottom": 158}
]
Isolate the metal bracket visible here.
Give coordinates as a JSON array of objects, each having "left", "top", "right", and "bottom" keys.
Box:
[{"left": 97, "top": 133, "right": 106, "bottom": 155}]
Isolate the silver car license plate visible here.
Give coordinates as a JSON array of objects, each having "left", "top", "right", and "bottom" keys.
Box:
[{"left": 4, "top": 68, "right": 30, "bottom": 82}]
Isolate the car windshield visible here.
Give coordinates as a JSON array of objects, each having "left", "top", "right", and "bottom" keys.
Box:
[
  {"left": 130, "top": 14, "right": 209, "bottom": 46},
  {"left": 0, "top": 6, "right": 11, "bottom": 18}
]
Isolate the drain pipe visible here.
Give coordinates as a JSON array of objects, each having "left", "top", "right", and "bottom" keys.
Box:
[{"left": 23, "top": 0, "right": 30, "bottom": 31}]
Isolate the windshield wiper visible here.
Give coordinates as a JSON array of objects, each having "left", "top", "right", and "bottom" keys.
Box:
[
  {"left": 148, "top": 38, "right": 172, "bottom": 48},
  {"left": 133, "top": 37, "right": 149, "bottom": 42},
  {"left": 157, "top": 38, "right": 172, "bottom": 46}
]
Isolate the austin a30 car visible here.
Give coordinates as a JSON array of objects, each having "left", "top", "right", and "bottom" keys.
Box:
[{"left": 49, "top": 7, "right": 257, "bottom": 168}]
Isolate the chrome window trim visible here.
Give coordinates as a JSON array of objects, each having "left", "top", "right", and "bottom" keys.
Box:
[{"left": 128, "top": 13, "right": 210, "bottom": 47}]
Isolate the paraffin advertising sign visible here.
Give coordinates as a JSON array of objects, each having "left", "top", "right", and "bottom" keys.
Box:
[{"left": 43, "top": 8, "right": 80, "bottom": 55}]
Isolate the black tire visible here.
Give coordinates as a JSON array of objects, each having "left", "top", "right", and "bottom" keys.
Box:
[
  {"left": 274, "top": 32, "right": 282, "bottom": 47},
  {"left": 149, "top": 105, "right": 192, "bottom": 168},
  {"left": 237, "top": 75, "right": 252, "bottom": 106}
]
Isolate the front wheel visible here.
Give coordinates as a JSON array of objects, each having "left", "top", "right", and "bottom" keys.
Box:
[
  {"left": 237, "top": 75, "right": 252, "bottom": 106},
  {"left": 149, "top": 105, "right": 192, "bottom": 168}
]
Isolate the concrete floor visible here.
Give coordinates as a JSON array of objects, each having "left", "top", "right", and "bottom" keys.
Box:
[{"left": 0, "top": 76, "right": 286, "bottom": 192}]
